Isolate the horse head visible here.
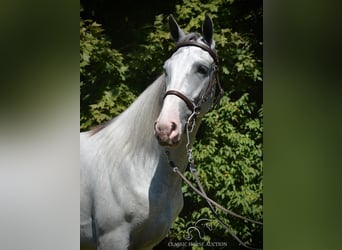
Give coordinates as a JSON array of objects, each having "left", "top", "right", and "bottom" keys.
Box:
[{"left": 154, "top": 14, "right": 223, "bottom": 146}]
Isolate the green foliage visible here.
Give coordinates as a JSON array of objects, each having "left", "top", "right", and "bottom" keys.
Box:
[
  {"left": 122, "top": 0, "right": 262, "bottom": 99},
  {"left": 81, "top": 84, "right": 136, "bottom": 130},
  {"left": 124, "top": 14, "right": 172, "bottom": 92},
  {"left": 80, "top": 0, "right": 262, "bottom": 248},
  {"left": 80, "top": 16, "right": 136, "bottom": 131}
]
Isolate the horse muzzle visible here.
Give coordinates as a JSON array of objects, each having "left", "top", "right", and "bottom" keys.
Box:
[{"left": 154, "top": 120, "right": 182, "bottom": 146}]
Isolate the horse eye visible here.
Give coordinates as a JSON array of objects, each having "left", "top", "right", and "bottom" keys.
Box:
[{"left": 197, "top": 65, "right": 208, "bottom": 75}]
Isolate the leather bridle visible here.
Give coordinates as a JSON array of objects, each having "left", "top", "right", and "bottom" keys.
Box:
[{"left": 163, "top": 41, "right": 224, "bottom": 118}]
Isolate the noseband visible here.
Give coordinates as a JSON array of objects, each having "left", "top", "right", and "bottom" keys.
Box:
[{"left": 163, "top": 41, "right": 224, "bottom": 117}]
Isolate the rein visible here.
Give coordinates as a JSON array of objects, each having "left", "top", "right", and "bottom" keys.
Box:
[{"left": 165, "top": 112, "right": 263, "bottom": 250}]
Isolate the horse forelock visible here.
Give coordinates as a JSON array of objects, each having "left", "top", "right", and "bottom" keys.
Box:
[
  {"left": 178, "top": 33, "right": 201, "bottom": 43},
  {"left": 177, "top": 33, "right": 216, "bottom": 51}
]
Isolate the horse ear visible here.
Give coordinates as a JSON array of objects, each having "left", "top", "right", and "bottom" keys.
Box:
[
  {"left": 169, "top": 14, "right": 185, "bottom": 42},
  {"left": 202, "top": 14, "right": 214, "bottom": 46}
]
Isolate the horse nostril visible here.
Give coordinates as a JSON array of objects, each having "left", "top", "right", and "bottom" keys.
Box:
[{"left": 171, "top": 122, "right": 177, "bottom": 131}]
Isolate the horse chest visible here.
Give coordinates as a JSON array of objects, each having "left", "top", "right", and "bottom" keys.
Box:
[
  {"left": 114, "top": 161, "right": 184, "bottom": 245},
  {"left": 119, "top": 169, "right": 183, "bottom": 226},
  {"left": 127, "top": 181, "right": 184, "bottom": 249}
]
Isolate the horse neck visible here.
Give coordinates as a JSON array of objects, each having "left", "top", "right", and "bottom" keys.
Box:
[
  {"left": 92, "top": 74, "right": 203, "bottom": 178},
  {"left": 92, "top": 75, "right": 164, "bottom": 162}
]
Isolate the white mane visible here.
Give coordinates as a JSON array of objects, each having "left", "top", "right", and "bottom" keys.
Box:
[{"left": 86, "top": 75, "right": 166, "bottom": 171}]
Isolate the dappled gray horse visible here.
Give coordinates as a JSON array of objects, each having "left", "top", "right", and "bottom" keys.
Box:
[{"left": 80, "top": 14, "right": 221, "bottom": 250}]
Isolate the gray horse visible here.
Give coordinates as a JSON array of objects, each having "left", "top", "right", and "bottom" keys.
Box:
[{"left": 81, "top": 14, "right": 219, "bottom": 250}]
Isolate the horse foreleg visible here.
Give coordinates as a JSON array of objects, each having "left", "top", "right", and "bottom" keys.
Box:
[{"left": 97, "top": 227, "right": 131, "bottom": 250}]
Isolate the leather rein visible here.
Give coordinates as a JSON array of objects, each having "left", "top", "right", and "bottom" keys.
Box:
[{"left": 165, "top": 121, "right": 263, "bottom": 250}]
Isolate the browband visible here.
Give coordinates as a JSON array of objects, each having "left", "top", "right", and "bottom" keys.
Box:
[{"left": 173, "top": 41, "right": 219, "bottom": 65}]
